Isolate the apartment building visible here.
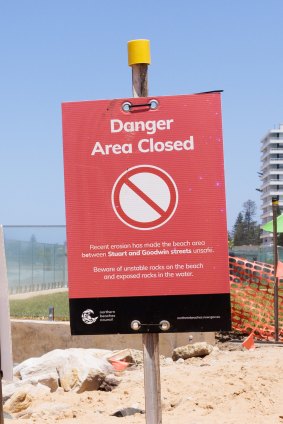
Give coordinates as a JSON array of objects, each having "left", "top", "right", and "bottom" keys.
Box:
[{"left": 261, "top": 124, "right": 283, "bottom": 244}]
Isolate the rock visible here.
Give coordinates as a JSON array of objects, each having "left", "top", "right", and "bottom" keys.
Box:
[
  {"left": 14, "top": 348, "right": 112, "bottom": 378},
  {"left": 57, "top": 349, "right": 114, "bottom": 393},
  {"left": 99, "top": 374, "right": 121, "bottom": 392},
  {"left": 172, "top": 342, "right": 213, "bottom": 361},
  {"left": 3, "top": 382, "right": 50, "bottom": 402},
  {"left": 59, "top": 367, "right": 79, "bottom": 392},
  {"left": 13, "top": 349, "right": 66, "bottom": 379},
  {"left": 130, "top": 350, "right": 144, "bottom": 365},
  {"left": 27, "top": 383, "right": 51, "bottom": 397},
  {"left": 4, "top": 390, "right": 33, "bottom": 413},
  {"left": 76, "top": 370, "right": 105, "bottom": 394},
  {"left": 14, "top": 349, "right": 63, "bottom": 391},
  {"left": 112, "top": 407, "right": 145, "bottom": 417},
  {"left": 13, "top": 348, "right": 114, "bottom": 394},
  {"left": 3, "top": 381, "right": 29, "bottom": 402},
  {"left": 31, "top": 371, "right": 59, "bottom": 392}
]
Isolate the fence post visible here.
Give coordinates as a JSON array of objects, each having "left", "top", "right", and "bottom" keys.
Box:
[
  {"left": 128, "top": 39, "right": 162, "bottom": 424},
  {"left": 272, "top": 196, "right": 279, "bottom": 342}
]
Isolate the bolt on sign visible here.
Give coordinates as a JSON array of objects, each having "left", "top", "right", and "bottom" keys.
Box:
[{"left": 62, "top": 92, "right": 231, "bottom": 335}]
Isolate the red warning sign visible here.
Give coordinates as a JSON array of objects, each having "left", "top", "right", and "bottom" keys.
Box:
[
  {"left": 62, "top": 92, "right": 231, "bottom": 335},
  {"left": 112, "top": 165, "right": 178, "bottom": 230}
]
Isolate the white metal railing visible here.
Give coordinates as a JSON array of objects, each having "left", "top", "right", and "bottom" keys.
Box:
[{"left": 3, "top": 225, "right": 67, "bottom": 294}]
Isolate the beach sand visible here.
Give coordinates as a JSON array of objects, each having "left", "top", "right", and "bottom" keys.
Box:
[{"left": 5, "top": 342, "right": 283, "bottom": 424}]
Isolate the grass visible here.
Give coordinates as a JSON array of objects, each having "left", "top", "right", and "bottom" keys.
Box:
[
  {"left": 9, "top": 292, "right": 70, "bottom": 320},
  {"left": 10, "top": 288, "right": 282, "bottom": 334}
]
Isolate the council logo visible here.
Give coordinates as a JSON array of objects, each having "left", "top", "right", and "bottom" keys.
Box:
[{"left": 81, "top": 309, "right": 99, "bottom": 325}]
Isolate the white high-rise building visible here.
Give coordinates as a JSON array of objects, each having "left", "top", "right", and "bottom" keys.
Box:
[{"left": 261, "top": 124, "right": 283, "bottom": 244}]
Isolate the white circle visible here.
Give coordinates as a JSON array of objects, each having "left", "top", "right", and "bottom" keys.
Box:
[
  {"left": 111, "top": 165, "right": 178, "bottom": 231},
  {"left": 81, "top": 309, "right": 98, "bottom": 324}
]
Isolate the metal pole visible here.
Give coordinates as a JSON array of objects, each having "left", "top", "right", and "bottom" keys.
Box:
[
  {"left": 272, "top": 196, "right": 279, "bottom": 341},
  {"left": 128, "top": 39, "right": 162, "bottom": 424}
]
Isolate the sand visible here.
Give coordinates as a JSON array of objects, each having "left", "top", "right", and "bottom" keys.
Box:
[{"left": 4, "top": 342, "right": 283, "bottom": 424}]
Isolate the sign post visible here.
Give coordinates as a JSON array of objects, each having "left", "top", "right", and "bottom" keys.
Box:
[
  {"left": 62, "top": 39, "right": 231, "bottom": 424},
  {"left": 272, "top": 196, "right": 279, "bottom": 341},
  {"left": 128, "top": 39, "right": 162, "bottom": 424}
]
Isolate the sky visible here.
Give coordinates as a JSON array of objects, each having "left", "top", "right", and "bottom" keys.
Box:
[{"left": 1, "top": 0, "right": 283, "bottom": 231}]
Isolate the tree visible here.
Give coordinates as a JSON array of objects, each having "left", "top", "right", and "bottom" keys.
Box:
[
  {"left": 232, "top": 200, "right": 261, "bottom": 245},
  {"left": 228, "top": 231, "right": 234, "bottom": 249},
  {"left": 233, "top": 212, "right": 245, "bottom": 245},
  {"left": 243, "top": 200, "right": 256, "bottom": 235}
]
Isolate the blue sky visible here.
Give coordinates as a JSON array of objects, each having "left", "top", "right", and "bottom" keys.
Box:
[{"left": 1, "top": 0, "right": 283, "bottom": 230}]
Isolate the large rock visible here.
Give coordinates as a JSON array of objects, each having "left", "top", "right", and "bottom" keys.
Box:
[
  {"left": 4, "top": 391, "right": 33, "bottom": 413},
  {"left": 3, "top": 382, "right": 50, "bottom": 402},
  {"left": 33, "top": 371, "right": 59, "bottom": 392},
  {"left": 57, "top": 349, "right": 113, "bottom": 392},
  {"left": 172, "top": 342, "right": 213, "bottom": 361},
  {"left": 13, "top": 348, "right": 114, "bottom": 394},
  {"left": 76, "top": 370, "right": 105, "bottom": 393}
]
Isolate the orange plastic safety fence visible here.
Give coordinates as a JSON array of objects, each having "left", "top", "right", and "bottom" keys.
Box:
[{"left": 229, "top": 256, "right": 283, "bottom": 341}]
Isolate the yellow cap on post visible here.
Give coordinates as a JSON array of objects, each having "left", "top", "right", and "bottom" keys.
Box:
[{"left": 128, "top": 39, "right": 151, "bottom": 66}]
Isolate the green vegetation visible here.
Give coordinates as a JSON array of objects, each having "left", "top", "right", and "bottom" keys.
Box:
[
  {"left": 9, "top": 292, "right": 70, "bottom": 320},
  {"left": 231, "top": 199, "right": 261, "bottom": 246}
]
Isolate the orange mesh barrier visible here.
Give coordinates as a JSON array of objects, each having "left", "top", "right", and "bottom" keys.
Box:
[{"left": 229, "top": 256, "right": 283, "bottom": 341}]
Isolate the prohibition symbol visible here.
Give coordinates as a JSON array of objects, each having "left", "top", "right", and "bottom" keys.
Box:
[{"left": 112, "top": 165, "right": 178, "bottom": 230}]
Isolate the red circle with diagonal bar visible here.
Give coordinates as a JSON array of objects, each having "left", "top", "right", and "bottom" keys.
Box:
[{"left": 112, "top": 165, "right": 178, "bottom": 230}]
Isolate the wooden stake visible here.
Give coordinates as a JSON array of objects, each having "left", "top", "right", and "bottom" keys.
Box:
[
  {"left": 272, "top": 197, "right": 279, "bottom": 341},
  {"left": 142, "top": 333, "right": 162, "bottom": 424},
  {"left": 131, "top": 59, "right": 162, "bottom": 423},
  {"left": 132, "top": 64, "right": 148, "bottom": 97},
  {"left": 128, "top": 39, "right": 161, "bottom": 423}
]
